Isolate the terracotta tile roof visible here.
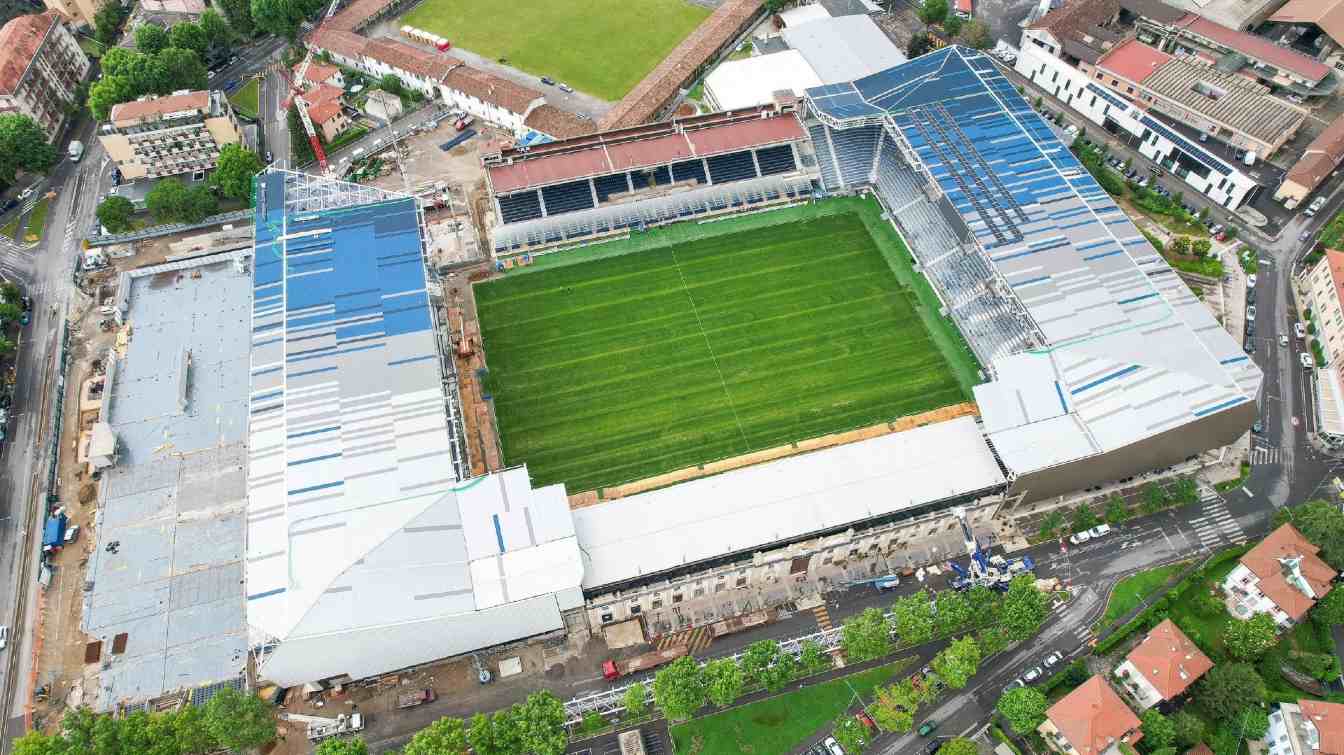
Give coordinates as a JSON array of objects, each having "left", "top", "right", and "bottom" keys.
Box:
[
  {"left": 1123, "top": 619, "right": 1213, "bottom": 701},
  {"left": 300, "top": 83, "right": 342, "bottom": 108},
  {"left": 300, "top": 62, "right": 341, "bottom": 86},
  {"left": 1285, "top": 114, "right": 1344, "bottom": 193},
  {"left": 325, "top": 0, "right": 399, "bottom": 32},
  {"left": 1301, "top": 700, "right": 1344, "bottom": 755},
  {"left": 307, "top": 98, "right": 344, "bottom": 126},
  {"left": 110, "top": 90, "right": 211, "bottom": 123},
  {"left": 363, "top": 38, "right": 456, "bottom": 81},
  {"left": 523, "top": 105, "right": 597, "bottom": 139},
  {"left": 1046, "top": 676, "right": 1142, "bottom": 755},
  {"left": 1029, "top": 0, "right": 1119, "bottom": 39},
  {"left": 1171, "top": 13, "right": 1330, "bottom": 82},
  {"left": 309, "top": 28, "right": 368, "bottom": 60},
  {"left": 1096, "top": 38, "right": 1171, "bottom": 84},
  {"left": 1240, "top": 523, "right": 1336, "bottom": 621},
  {"left": 1187, "top": 743, "right": 1214, "bottom": 755},
  {"left": 600, "top": 0, "right": 763, "bottom": 130},
  {"left": 1319, "top": 250, "right": 1344, "bottom": 331},
  {"left": 1273, "top": 1, "right": 1344, "bottom": 48},
  {"left": 443, "top": 65, "right": 541, "bottom": 115},
  {"left": 0, "top": 11, "right": 58, "bottom": 96}
]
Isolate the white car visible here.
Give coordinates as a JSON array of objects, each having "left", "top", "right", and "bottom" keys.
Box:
[
  {"left": 1068, "top": 530, "right": 1091, "bottom": 545},
  {"left": 1087, "top": 524, "right": 1112, "bottom": 539},
  {"left": 1247, "top": 275, "right": 1257, "bottom": 288},
  {"left": 1023, "top": 666, "right": 1044, "bottom": 682},
  {"left": 1281, "top": 334, "right": 1290, "bottom": 347},
  {"left": 824, "top": 736, "right": 846, "bottom": 755},
  {"left": 1296, "top": 322, "right": 1307, "bottom": 340},
  {"left": 1247, "top": 305, "right": 1256, "bottom": 321},
  {"left": 1302, "top": 352, "right": 1315, "bottom": 369},
  {"left": 0, "top": 625, "right": 7, "bottom": 650},
  {"left": 1043, "top": 651, "right": 1064, "bottom": 668}
]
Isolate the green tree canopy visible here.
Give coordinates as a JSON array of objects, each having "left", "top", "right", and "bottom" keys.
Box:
[
  {"left": 956, "top": 19, "right": 993, "bottom": 48},
  {"left": 873, "top": 679, "right": 920, "bottom": 733},
  {"left": 202, "top": 686, "right": 275, "bottom": 751},
  {"left": 935, "top": 589, "right": 973, "bottom": 635},
  {"left": 997, "top": 687, "right": 1048, "bottom": 733},
  {"left": 1197, "top": 663, "right": 1266, "bottom": 724},
  {"left": 623, "top": 682, "right": 648, "bottom": 718},
  {"left": 514, "top": 691, "right": 567, "bottom": 755},
  {"left": 893, "top": 589, "right": 936, "bottom": 644},
  {"left": 136, "top": 24, "right": 170, "bottom": 54},
  {"left": 216, "top": 0, "right": 254, "bottom": 36},
  {"left": 758, "top": 648, "right": 797, "bottom": 693},
  {"left": 1172, "top": 710, "right": 1206, "bottom": 749},
  {"left": 97, "top": 196, "right": 136, "bottom": 233},
  {"left": 0, "top": 114, "right": 57, "bottom": 186},
  {"left": 169, "top": 22, "right": 209, "bottom": 57},
  {"left": 95, "top": 1, "right": 129, "bottom": 45},
  {"left": 800, "top": 639, "right": 831, "bottom": 674},
  {"left": 1001, "top": 575, "right": 1049, "bottom": 642},
  {"left": 940, "top": 738, "right": 980, "bottom": 755},
  {"left": 841, "top": 607, "right": 892, "bottom": 663},
  {"left": 1141, "top": 709, "right": 1177, "bottom": 752},
  {"left": 156, "top": 47, "right": 209, "bottom": 92},
  {"left": 251, "top": 0, "right": 325, "bottom": 39},
  {"left": 703, "top": 658, "right": 745, "bottom": 707},
  {"left": 101, "top": 47, "right": 142, "bottom": 78},
  {"left": 211, "top": 144, "right": 264, "bottom": 203},
  {"left": 918, "top": 0, "right": 948, "bottom": 24},
  {"left": 653, "top": 655, "right": 706, "bottom": 721},
  {"left": 907, "top": 33, "right": 932, "bottom": 58},
  {"left": 932, "top": 635, "right": 981, "bottom": 689},
  {"left": 315, "top": 739, "right": 369, "bottom": 755},
  {"left": 1313, "top": 585, "right": 1344, "bottom": 625},
  {"left": 88, "top": 76, "right": 136, "bottom": 121},
  {"left": 198, "top": 10, "right": 233, "bottom": 57},
  {"left": 1224, "top": 614, "right": 1278, "bottom": 661},
  {"left": 1275, "top": 501, "right": 1344, "bottom": 569},
  {"left": 146, "top": 179, "right": 218, "bottom": 224},
  {"left": 402, "top": 716, "right": 467, "bottom": 755},
  {"left": 834, "top": 713, "right": 874, "bottom": 754}
]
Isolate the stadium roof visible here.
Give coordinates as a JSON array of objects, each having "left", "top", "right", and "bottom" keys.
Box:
[
  {"left": 806, "top": 46, "right": 1261, "bottom": 474},
  {"left": 486, "top": 106, "right": 806, "bottom": 193},
  {"left": 780, "top": 15, "right": 906, "bottom": 84},
  {"left": 572, "top": 416, "right": 1005, "bottom": 591},
  {"left": 704, "top": 50, "right": 823, "bottom": 110},
  {"left": 245, "top": 170, "right": 582, "bottom": 686}
]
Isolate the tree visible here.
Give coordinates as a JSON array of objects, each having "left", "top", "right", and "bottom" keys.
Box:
[
  {"left": 0, "top": 114, "right": 57, "bottom": 185},
  {"left": 514, "top": 691, "right": 567, "bottom": 755},
  {"left": 155, "top": 47, "right": 209, "bottom": 92},
  {"left": 203, "top": 686, "right": 276, "bottom": 751},
  {"left": 102, "top": 47, "right": 142, "bottom": 78},
  {"left": 997, "top": 687, "right": 1048, "bottom": 733},
  {"left": 11, "top": 732, "right": 67, "bottom": 755},
  {"left": 841, "top": 607, "right": 892, "bottom": 663},
  {"left": 919, "top": 0, "right": 948, "bottom": 24},
  {"left": 800, "top": 639, "right": 831, "bottom": 675},
  {"left": 741, "top": 639, "right": 782, "bottom": 684},
  {"left": 935, "top": 589, "right": 973, "bottom": 635},
  {"left": 1224, "top": 614, "right": 1278, "bottom": 661},
  {"left": 95, "top": 1, "right": 129, "bottom": 45},
  {"left": 403, "top": 716, "right": 468, "bottom": 755},
  {"left": 147, "top": 179, "right": 218, "bottom": 224},
  {"left": 0, "top": 302, "right": 23, "bottom": 324},
  {"left": 1105, "top": 495, "right": 1130, "bottom": 524},
  {"left": 88, "top": 75, "right": 136, "bottom": 121},
  {"left": 940, "top": 738, "right": 979, "bottom": 755},
  {"left": 1238, "top": 707, "right": 1271, "bottom": 740},
  {"left": 653, "top": 656, "right": 706, "bottom": 721},
  {"left": 1172, "top": 710, "right": 1206, "bottom": 749},
  {"left": 251, "top": 0, "right": 307, "bottom": 39},
  {"left": 1071, "top": 504, "right": 1098, "bottom": 533},
  {"left": 1141, "top": 709, "right": 1177, "bottom": 752},
  {"left": 893, "top": 589, "right": 936, "bottom": 645},
  {"left": 873, "top": 679, "right": 921, "bottom": 733},
  {"left": 907, "top": 33, "right": 932, "bottom": 58},
  {"left": 380, "top": 73, "right": 404, "bottom": 96},
  {"left": 136, "top": 24, "right": 170, "bottom": 54},
  {"left": 1001, "top": 575, "right": 1048, "bottom": 642},
  {"left": 834, "top": 713, "right": 873, "bottom": 754},
  {"left": 315, "top": 739, "right": 369, "bottom": 755},
  {"left": 764, "top": 0, "right": 788, "bottom": 11},
  {"left": 943, "top": 15, "right": 962, "bottom": 36},
  {"left": 760, "top": 649, "right": 797, "bottom": 692},
  {"left": 957, "top": 19, "right": 992, "bottom": 48},
  {"left": 216, "top": 0, "right": 254, "bottom": 36},
  {"left": 170, "top": 22, "right": 209, "bottom": 57},
  {"left": 1168, "top": 236, "right": 1192, "bottom": 256},
  {"left": 1197, "top": 663, "right": 1266, "bottom": 723},
  {"left": 1039, "top": 510, "right": 1065, "bottom": 539},
  {"left": 212, "top": 144, "right": 264, "bottom": 203},
  {"left": 1314, "top": 587, "right": 1344, "bottom": 626},
  {"left": 97, "top": 196, "right": 136, "bottom": 233},
  {"left": 1275, "top": 501, "right": 1344, "bottom": 569},
  {"left": 466, "top": 712, "right": 508, "bottom": 755},
  {"left": 623, "top": 682, "right": 648, "bottom": 718},
  {"left": 931, "top": 635, "right": 981, "bottom": 689},
  {"left": 199, "top": 10, "right": 233, "bottom": 57},
  {"left": 703, "top": 658, "right": 745, "bottom": 707},
  {"left": 173, "top": 703, "right": 216, "bottom": 754}
]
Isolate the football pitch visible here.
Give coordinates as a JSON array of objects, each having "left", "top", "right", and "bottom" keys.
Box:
[
  {"left": 475, "top": 212, "right": 967, "bottom": 493},
  {"left": 398, "top": 0, "right": 710, "bottom": 102}
]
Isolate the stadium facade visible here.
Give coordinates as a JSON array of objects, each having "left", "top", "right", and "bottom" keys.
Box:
[{"left": 222, "top": 47, "right": 1260, "bottom": 688}]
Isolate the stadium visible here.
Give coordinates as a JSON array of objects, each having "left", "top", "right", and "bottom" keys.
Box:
[{"left": 202, "top": 46, "right": 1263, "bottom": 692}]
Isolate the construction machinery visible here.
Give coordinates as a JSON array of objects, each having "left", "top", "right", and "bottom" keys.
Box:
[
  {"left": 285, "top": 0, "right": 345, "bottom": 173},
  {"left": 602, "top": 645, "right": 687, "bottom": 680},
  {"left": 281, "top": 712, "right": 365, "bottom": 742},
  {"left": 848, "top": 574, "right": 902, "bottom": 591},
  {"left": 946, "top": 507, "right": 1034, "bottom": 591}
]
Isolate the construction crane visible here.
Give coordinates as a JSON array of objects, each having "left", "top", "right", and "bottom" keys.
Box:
[
  {"left": 287, "top": 0, "right": 345, "bottom": 173},
  {"left": 946, "top": 506, "right": 1034, "bottom": 592}
]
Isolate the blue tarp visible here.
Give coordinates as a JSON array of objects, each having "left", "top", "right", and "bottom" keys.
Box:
[{"left": 42, "top": 512, "right": 66, "bottom": 548}]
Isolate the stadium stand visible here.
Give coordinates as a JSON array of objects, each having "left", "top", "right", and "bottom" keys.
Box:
[{"left": 756, "top": 144, "right": 798, "bottom": 176}]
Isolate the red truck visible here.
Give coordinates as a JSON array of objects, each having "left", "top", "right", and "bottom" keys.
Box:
[
  {"left": 602, "top": 645, "right": 687, "bottom": 680},
  {"left": 397, "top": 689, "right": 436, "bottom": 709}
]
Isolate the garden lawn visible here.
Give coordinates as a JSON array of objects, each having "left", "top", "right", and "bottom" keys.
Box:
[
  {"left": 23, "top": 198, "right": 49, "bottom": 242},
  {"left": 229, "top": 78, "right": 259, "bottom": 119},
  {"left": 1166, "top": 555, "right": 1244, "bottom": 658},
  {"left": 475, "top": 208, "right": 969, "bottom": 493},
  {"left": 1100, "top": 563, "right": 1186, "bottom": 627},
  {"left": 669, "top": 658, "right": 914, "bottom": 754},
  {"left": 399, "top": 0, "right": 710, "bottom": 101}
]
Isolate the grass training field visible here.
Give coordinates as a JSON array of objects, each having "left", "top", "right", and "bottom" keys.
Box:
[
  {"left": 475, "top": 211, "right": 968, "bottom": 493},
  {"left": 399, "top": 0, "right": 710, "bottom": 101}
]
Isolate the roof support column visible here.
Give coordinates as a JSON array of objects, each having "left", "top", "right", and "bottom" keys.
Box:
[
  {"left": 750, "top": 148, "right": 762, "bottom": 178},
  {"left": 589, "top": 179, "right": 600, "bottom": 207},
  {"left": 536, "top": 188, "right": 548, "bottom": 217}
]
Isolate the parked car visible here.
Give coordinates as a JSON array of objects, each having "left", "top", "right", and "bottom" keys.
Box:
[
  {"left": 540, "top": 76, "right": 556, "bottom": 86},
  {"left": 1023, "top": 666, "right": 1044, "bottom": 682},
  {"left": 918, "top": 720, "right": 940, "bottom": 737},
  {"left": 824, "top": 736, "right": 846, "bottom": 755},
  {"left": 1302, "top": 230, "right": 1314, "bottom": 243},
  {"left": 1247, "top": 274, "right": 1256, "bottom": 288},
  {"left": 558, "top": 82, "right": 574, "bottom": 93},
  {"left": 1302, "top": 352, "right": 1315, "bottom": 369},
  {"left": 0, "top": 625, "right": 7, "bottom": 650},
  {"left": 1004, "top": 678, "right": 1025, "bottom": 693},
  {"left": 1069, "top": 530, "right": 1091, "bottom": 545},
  {"left": 1253, "top": 421, "right": 1263, "bottom": 433},
  {"left": 1247, "top": 305, "right": 1256, "bottom": 321},
  {"left": 1296, "top": 322, "right": 1307, "bottom": 339},
  {"left": 1088, "top": 524, "right": 1112, "bottom": 539},
  {"left": 1281, "top": 334, "right": 1289, "bottom": 347},
  {"left": 1043, "top": 651, "right": 1064, "bottom": 668}
]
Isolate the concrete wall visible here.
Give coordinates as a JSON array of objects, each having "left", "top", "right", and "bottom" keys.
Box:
[{"left": 1305, "top": 255, "right": 1344, "bottom": 366}]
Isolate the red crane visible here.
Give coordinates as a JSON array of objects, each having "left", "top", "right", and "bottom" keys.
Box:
[{"left": 289, "top": 0, "right": 345, "bottom": 173}]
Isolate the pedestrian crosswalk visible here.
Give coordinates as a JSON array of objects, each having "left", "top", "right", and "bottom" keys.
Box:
[
  {"left": 812, "top": 604, "right": 833, "bottom": 633},
  {"left": 1251, "top": 442, "right": 1282, "bottom": 465},
  {"left": 655, "top": 625, "right": 713, "bottom": 654},
  {"left": 1188, "top": 488, "right": 1245, "bottom": 549}
]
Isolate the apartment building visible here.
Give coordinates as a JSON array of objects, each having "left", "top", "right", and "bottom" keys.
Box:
[
  {"left": 1222, "top": 523, "right": 1336, "bottom": 629},
  {"left": 41, "top": 0, "right": 101, "bottom": 31},
  {"left": 1267, "top": 700, "right": 1344, "bottom": 755},
  {"left": 1302, "top": 250, "right": 1344, "bottom": 367},
  {"left": 1277, "top": 116, "right": 1344, "bottom": 209},
  {"left": 1113, "top": 619, "right": 1213, "bottom": 709},
  {"left": 1040, "top": 676, "right": 1142, "bottom": 755},
  {"left": 0, "top": 11, "right": 91, "bottom": 141},
  {"left": 99, "top": 90, "right": 243, "bottom": 181}
]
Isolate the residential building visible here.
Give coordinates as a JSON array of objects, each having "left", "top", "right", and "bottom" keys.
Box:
[
  {"left": 1272, "top": 1, "right": 1344, "bottom": 60},
  {"left": 521, "top": 105, "right": 595, "bottom": 140},
  {"left": 1222, "top": 523, "right": 1336, "bottom": 628},
  {"left": 1091, "top": 38, "right": 1304, "bottom": 157},
  {"left": 954, "top": 0, "right": 972, "bottom": 19},
  {"left": 440, "top": 64, "right": 543, "bottom": 136},
  {"left": 1113, "top": 619, "right": 1213, "bottom": 709},
  {"left": 99, "top": 90, "right": 243, "bottom": 181},
  {"left": 301, "top": 85, "right": 350, "bottom": 143},
  {"left": 0, "top": 11, "right": 91, "bottom": 141},
  {"left": 41, "top": 0, "right": 101, "bottom": 30},
  {"left": 363, "top": 88, "right": 403, "bottom": 122},
  {"left": 1014, "top": 37, "right": 1258, "bottom": 208},
  {"left": 299, "top": 61, "right": 345, "bottom": 90},
  {"left": 1159, "top": 0, "right": 1283, "bottom": 32},
  {"left": 1303, "top": 250, "right": 1344, "bottom": 367},
  {"left": 1039, "top": 675, "right": 1143, "bottom": 755},
  {"left": 1277, "top": 115, "right": 1344, "bottom": 209},
  {"left": 1266, "top": 700, "right": 1344, "bottom": 755}
]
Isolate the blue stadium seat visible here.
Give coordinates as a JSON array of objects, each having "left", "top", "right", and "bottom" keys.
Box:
[
  {"left": 706, "top": 151, "right": 757, "bottom": 183},
  {"left": 498, "top": 191, "right": 543, "bottom": 224},
  {"left": 670, "top": 160, "right": 707, "bottom": 184},
  {"left": 755, "top": 145, "right": 797, "bottom": 176},
  {"left": 594, "top": 173, "right": 630, "bottom": 203},
  {"left": 540, "top": 180, "right": 596, "bottom": 216}
]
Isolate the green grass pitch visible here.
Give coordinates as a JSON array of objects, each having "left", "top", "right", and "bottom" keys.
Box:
[
  {"left": 474, "top": 212, "right": 967, "bottom": 493},
  {"left": 398, "top": 0, "right": 710, "bottom": 102}
]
